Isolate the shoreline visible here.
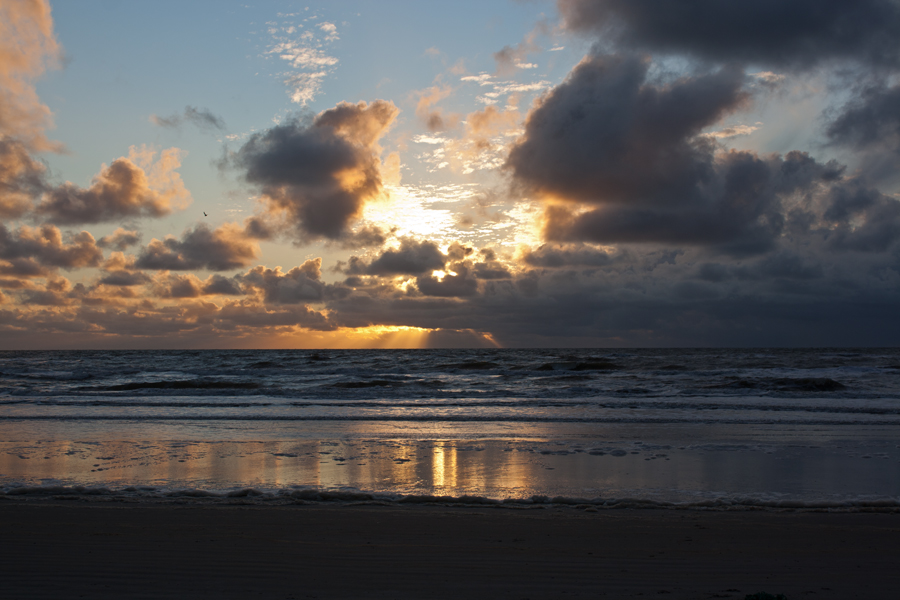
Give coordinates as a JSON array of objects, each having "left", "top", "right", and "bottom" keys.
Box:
[
  {"left": 4, "top": 485, "right": 900, "bottom": 512},
  {"left": 1, "top": 500, "right": 898, "bottom": 599}
]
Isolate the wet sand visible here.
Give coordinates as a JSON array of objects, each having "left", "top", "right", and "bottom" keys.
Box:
[{"left": 1, "top": 501, "right": 898, "bottom": 599}]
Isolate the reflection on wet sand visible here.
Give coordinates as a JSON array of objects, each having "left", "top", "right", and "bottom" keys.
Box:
[{"left": 3, "top": 437, "right": 899, "bottom": 502}]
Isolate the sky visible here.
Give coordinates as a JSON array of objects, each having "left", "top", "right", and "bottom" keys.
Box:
[{"left": 2, "top": 0, "right": 900, "bottom": 349}]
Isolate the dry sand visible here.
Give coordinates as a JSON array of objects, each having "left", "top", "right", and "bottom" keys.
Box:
[{"left": 1, "top": 501, "right": 898, "bottom": 599}]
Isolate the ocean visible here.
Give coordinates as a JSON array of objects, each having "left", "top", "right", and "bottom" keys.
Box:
[{"left": 2, "top": 348, "right": 899, "bottom": 508}]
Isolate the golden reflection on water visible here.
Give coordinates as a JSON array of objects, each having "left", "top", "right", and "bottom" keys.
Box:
[
  {"left": 431, "top": 445, "right": 456, "bottom": 488},
  {"left": 0, "top": 440, "right": 538, "bottom": 494},
  {"left": 8, "top": 437, "right": 853, "bottom": 500}
]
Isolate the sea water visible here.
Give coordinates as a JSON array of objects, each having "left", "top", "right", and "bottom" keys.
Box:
[{"left": 1, "top": 348, "right": 899, "bottom": 507}]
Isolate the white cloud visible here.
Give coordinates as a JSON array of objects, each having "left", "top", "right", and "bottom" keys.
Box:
[
  {"left": 461, "top": 73, "right": 493, "bottom": 84},
  {"left": 753, "top": 71, "right": 785, "bottom": 85},
  {"left": 270, "top": 42, "right": 338, "bottom": 69},
  {"left": 413, "top": 135, "right": 450, "bottom": 145},
  {"left": 284, "top": 71, "right": 329, "bottom": 105},
  {"left": 264, "top": 16, "right": 340, "bottom": 105},
  {"left": 705, "top": 123, "right": 762, "bottom": 139},
  {"left": 318, "top": 21, "right": 339, "bottom": 41}
]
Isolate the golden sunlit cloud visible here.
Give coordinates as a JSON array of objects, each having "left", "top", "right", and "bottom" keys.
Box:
[
  {"left": 0, "top": 0, "right": 62, "bottom": 151},
  {"left": 278, "top": 326, "right": 501, "bottom": 349}
]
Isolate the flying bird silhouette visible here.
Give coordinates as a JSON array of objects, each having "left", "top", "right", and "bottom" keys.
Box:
[{"left": 203, "top": 212, "right": 207, "bottom": 217}]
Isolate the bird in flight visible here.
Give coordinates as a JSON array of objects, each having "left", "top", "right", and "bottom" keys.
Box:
[{"left": 203, "top": 212, "right": 208, "bottom": 217}]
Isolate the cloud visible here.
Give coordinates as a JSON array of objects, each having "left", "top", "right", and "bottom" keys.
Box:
[
  {"left": 507, "top": 53, "right": 810, "bottom": 252},
  {"left": 201, "top": 274, "right": 243, "bottom": 296},
  {"left": 508, "top": 54, "right": 749, "bottom": 205},
  {"left": 0, "top": 0, "right": 60, "bottom": 220},
  {"left": 214, "top": 302, "right": 332, "bottom": 331},
  {"left": 504, "top": 48, "right": 900, "bottom": 257},
  {"left": 827, "top": 84, "right": 900, "bottom": 153},
  {"left": 0, "top": 0, "right": 62, "bottom": 151},
  {"left": 0, "top": 224, "right": 102, "bottom": 269},
  {"left": 266, "top": 19, "right": 339, "bottom": 105},
  {"left": 135, "top": 223, "right": 259, "bottom": 271},
  {"left": 97, "top": 228, "right": 141, "bottom": 251},
  {"left": 318, "top": 22, "right": 339, "bottom": 42},
  {"left": 22, "top": 276, "right": 74, "bottom": 306},
  {"left": 336, "top": 224, "right": 391, "bottom": 250},
  {"left": 415, "top": 265, "right": 479, "bottom": 298},
  {"left": 150, "top": 273, "right": 209, "bottom": 299},
  {"left": 0, "top": 257, "right": 50, "bottom": 278},
  {"left": 0, "top": 137, "right": 46, "bottom": 218},
  {"left": 471, "top": 248, "right": 512, "bottom": 279},
  {"left": 98, "top": 270, "right": 151, "bottom": 288},
  {"left": 493, "top": 22, "right": 546, "bottom": 76},
  {"left": 343, "top": 238, "right": 447, "bottom": 276},
  {"left": 820, "top": 180, "right": 900, "bottom": 252},
  {"left": 557, "top": 0, "right": 900, "bottom": 69},
  {"left": 230, "top": 100, "right": 398, "bottom": 241},
  {"left": 520, "top": 243, "right": 621, "bottom": 268},
  {"left": 415, "top": 86, "right": 460, "bottom": 132},
  {"left": 704, "top": 123, "right": 761, "bottom": 139},
  {"left": 238, "top": 258, "right": 325, "bottom": 304},
  {"left": 37, "top": 146, "right": 191, "bottom": 224},
  {"left": 450, "top": 105, "right": 522, "bottom": 174},
  {"left": 150, "top": 106, "right": 226, "bottom": 132}
]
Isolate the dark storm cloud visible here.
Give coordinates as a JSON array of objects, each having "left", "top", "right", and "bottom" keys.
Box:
[
  {"left": 506, "top": 54, "right": 858, "bottom": 254},
  {"left": 555, "top": 1, "right": 900, "bottom": 176},
  {"left": 520, "top": 244, "right": 620, "bottom": 268},
  {"left": 827, "top": 84, "right": 900, "bottom": 152},
  {"left": 696, "top": 252, "right": 824, "bottom": 283},
  {"left": 238, "top": 259, "right": 325, "bottom": 304},
  {"left": 135, "top": 223, "right": 258, "bottom": 272},
  {"left": 321, "top": 243, "right": 900, "bottom": 347},
  {"left": 472, "top": 261, "right": 511, "bottom": 280},
  {"left": 0, "top": 224, "right": 102, "bottom": 269},
  {"left": 507, "top": 54, "right": 748, "bottom": 206},
  {"left": 214, "top": 303, "right": 333, "bottom": 331},
  {"left": 415, "top": 264, "right": 479, "bottom": 297},
  {"left": 343, "top": 238, "right": 447, "bottom": 276},
  {"left": 544, "top": 167, "right": 900, "bottom": 256},
  {"left": 557, "top": 0, "right": 900, "bottom": 68},
  {"left": 822, "top": 182, "right": 900, "bottom": 253},
  {"left": 150, "top": 106, "right": 226, "bottom": 133},
  {"left": 230, "top": 100, "right": 398, "bottom": 241}
]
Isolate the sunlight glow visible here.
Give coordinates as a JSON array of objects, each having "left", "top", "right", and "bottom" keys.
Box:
[{"left": 340, "top": 325, "right": 432, "bottom": 349}]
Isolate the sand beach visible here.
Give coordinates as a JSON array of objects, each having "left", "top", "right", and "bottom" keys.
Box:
[{"left": 2, "top": 500, "right": 898, "bottom": 600}]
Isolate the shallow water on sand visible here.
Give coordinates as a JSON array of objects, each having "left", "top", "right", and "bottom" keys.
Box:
[{"left": 2, "top": 349, "right": 899, "bottom": 505}]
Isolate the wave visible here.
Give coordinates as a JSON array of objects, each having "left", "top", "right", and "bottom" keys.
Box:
[
  {"left": 330, "top": 380, "right": 406, "bottom": 389},
  {"left": 537, "top": 361, "right": 619, "bottom": 371},
  {"left": 5, "top": 397, "right": 899, "bottom": 415},
  {"left": 82, "top": 380, "right": 263, "bottom": 392},
  {"left": 707, "top": 377, "right": 847, "bottom": 392},
  {"left": 3, "top": 484, "right": 898, "bottom": 512},
  {"left": 446, "top": 361, "right": 501, "bottom": 370},
  {"left": 2, "top": 414, "right": 899, "bottom": 425}
]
